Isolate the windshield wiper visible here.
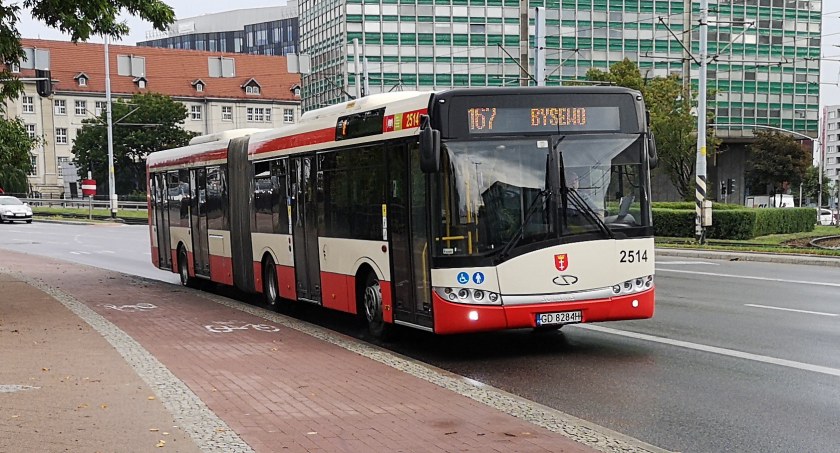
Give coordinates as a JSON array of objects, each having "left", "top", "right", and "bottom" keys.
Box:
[
  {"left": 495, "top": 189, "right": 551, "bottom": 263},
  {"left": 565, "top": 187, "right": 615, "bottom": 239}
]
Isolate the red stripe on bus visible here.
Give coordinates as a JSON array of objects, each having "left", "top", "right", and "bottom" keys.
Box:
[
  {"left": 277, "top": 265, "right": 296, "bottom": 301},
  {"left": 320, "top": 271, "right": 354, "bottom": 313},
  {"left": 210, "top": 255, "right": 234, "bottom": 286},
  {"left": 251, "top": 127, "right": 335, "bottom": 155},
  {"left": 148, "top": 147, "right": 228, "bottom": 170},
  {"left": 431, "top": 287, "right": 656, "bottom": 335}
]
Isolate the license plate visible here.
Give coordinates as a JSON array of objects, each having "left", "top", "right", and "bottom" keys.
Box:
[{"left": 536, "top": 310, "right": 582, "bottom": 326}]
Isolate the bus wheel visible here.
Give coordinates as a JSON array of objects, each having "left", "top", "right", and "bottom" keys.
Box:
[
  {"left": 263, "top": 257, "right": 280, "bottom": 308},
  {"left": 178, "top": 246, "right": 197, "bottom": 288},
  {"left": 363, "top": 273, "right": 390, "bottom": 339}
]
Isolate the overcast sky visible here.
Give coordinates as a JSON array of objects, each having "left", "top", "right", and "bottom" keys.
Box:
[{"left": 16, "top": 0, "right": 840, "bottom": 107}]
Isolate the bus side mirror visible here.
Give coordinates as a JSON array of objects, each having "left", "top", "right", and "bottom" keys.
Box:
[
  {"left": 647, "top": 133, "right": 659, "bottom": 170},
  {"left": 419, "top": 125, "right": 441, "bottom": 173}
]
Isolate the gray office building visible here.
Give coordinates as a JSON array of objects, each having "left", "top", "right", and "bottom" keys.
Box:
[{"left": 139, "top": 4, "right": 299, "bottom": 56}]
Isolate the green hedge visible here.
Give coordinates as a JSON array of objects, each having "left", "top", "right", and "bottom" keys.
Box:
[
  {"left": 652, "top": 202, "right": 744, "bottom": 210},
  {"left": 653, "top": 207, "right": 816, "bottom": 239}
]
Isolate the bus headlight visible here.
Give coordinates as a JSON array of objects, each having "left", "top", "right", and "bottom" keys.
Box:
[
  {"left": 614, "top": 275, "right": 653, "bottom": 296},
  {"left": 434, "top": 287, "right": 502, "bottom": 305}
]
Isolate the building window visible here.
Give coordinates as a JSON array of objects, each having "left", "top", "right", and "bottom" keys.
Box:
[
  {"left": 222, "top": 106, "right": 233, "bottom": 121},
  {"left": 196, "top": 83, "right": 204, "bottom": 92},
  {"left": 95, "top": 101, "right": 107, "bottom": 116},
  {"left": 191, "top": 105, "right": 202, "bottom": 120},
  {"left": 78, "top": 77, "right": 87, "bottom": 87},
  {"left": 245, "top": 85, "right": 260, "bottom": 95},
  {"left": 54, "top": 99, "right": 66, "bottom": 115},
  {"left": 22, "top": 96, "right": 34, "bottom": 113},
  {"left": 56, "top": 128, "right": 68, "bottom": 144},
  {"left": 57, "top": 157, "right": 69, "bottom": 176},
  {"left": 283, "top": 108, "right": 294, "bottom": 123},
  {"left": 29, "top": 155, "right": 37, "bottom": 176},
  {"left": 25, "top": 124, "right": 36, "bottom": 139},
  {"left": 75, "top": 100, "right": 87, "bottom": 116},
  {"left": 246, "top": 107, "right": 271, "bottom": 122}
]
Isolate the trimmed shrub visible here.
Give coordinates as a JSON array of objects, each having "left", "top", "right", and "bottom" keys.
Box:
[{"left": 653, "top": 207, "right": 816, "bottom": 239}]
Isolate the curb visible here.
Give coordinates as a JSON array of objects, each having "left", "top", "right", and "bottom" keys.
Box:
[{"left": 656, "top": 248, "right": 840, "bottom": 267}]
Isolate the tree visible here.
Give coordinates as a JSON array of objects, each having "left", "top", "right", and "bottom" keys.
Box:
[
  {"left": 0, "top": 117, "right": 36, "bottom": 193},
  {"left": 745, "top": 131, "right": 811, "bottom": 195},
  {"left": 585, "top": 58, "right": 645, "bottom": 93},
  {"left": 586, "top": 60, "right": 719, "bottom": 200},
  {"left": 801, "top": 165, "right": 830, "bottom": 206},
  {"left": 0, "top": 1, "right": 174, "bottom": 106},
  {"left": 72, "top": 93, "right": 197, "bottom": 195}
]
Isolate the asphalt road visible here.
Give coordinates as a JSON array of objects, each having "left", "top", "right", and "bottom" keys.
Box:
[{"left": 2, "top": 222, "right": 839, "bottom": 452}]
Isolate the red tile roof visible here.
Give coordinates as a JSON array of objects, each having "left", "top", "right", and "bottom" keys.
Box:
[{"left": 17, "top": 38, "right": 300, "bottom": 102}]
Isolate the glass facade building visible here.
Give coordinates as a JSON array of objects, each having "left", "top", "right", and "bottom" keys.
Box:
[
  {"left": 298, "top": 0, "right": 821, "bottom": 141},
  {"left": 139, "top": 5, "right": 299, "bottom": 56}
]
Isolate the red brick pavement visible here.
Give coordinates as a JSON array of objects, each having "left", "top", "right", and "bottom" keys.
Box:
[{"left": 1, "top": 251, "right": 600, "bottom": 453}]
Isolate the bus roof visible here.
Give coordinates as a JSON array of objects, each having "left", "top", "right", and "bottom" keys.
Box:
[{"left": 148, "top": 86, "right": 645, "bottom": 170}]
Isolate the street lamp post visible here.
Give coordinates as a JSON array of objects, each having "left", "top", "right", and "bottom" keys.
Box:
[
  {"left": 695, "top": 0, "right": 709, "bottom": 243},
  {"left": 104, "top": 35, "right": 117, "bottom": 218}
]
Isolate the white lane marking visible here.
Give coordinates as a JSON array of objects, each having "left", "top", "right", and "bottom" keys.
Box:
[
  {"left": 744, "top": 303, "right": 838, "bottom": 317},
  {"left": 575, "top": 324, "right": 840, "bottom": 378},
  {"left": 655, "top": 268, "right": 840, "bottom": 288},
  {"left": 656, "top": 261, "right": 720, "bottom": 266}
]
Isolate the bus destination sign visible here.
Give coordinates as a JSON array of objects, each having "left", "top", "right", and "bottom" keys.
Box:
[{"left": 467, "top": 106, "right": 621, "bottom": 134}]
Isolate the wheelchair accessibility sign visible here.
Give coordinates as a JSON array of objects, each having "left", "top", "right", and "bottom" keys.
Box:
[{"left": 457, "top": 272, "right": 470, "bottom": 284}]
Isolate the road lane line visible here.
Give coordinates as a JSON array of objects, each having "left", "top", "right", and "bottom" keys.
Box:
[
  {"left": 575, "top": 324, "right": 840, "bottom": 378},
  {"left": 655, "top": 268, "right": 840, "bottom": 288},
  {"left": 744, "top": 303, "right": 838, "bottom": 317},
  {"left": 656, "top": 261, "right": 720, "bottom": 265}
]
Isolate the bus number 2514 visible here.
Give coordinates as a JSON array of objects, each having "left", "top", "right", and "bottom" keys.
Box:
[{"left": 619, "top": 250, "right": 648, "bottom": 263}]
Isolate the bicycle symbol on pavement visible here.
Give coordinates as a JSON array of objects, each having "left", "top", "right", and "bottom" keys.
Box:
[
  {"left": 103, "top": 303, "right": 158, "bottom": 312},
  {"left": 203, "top": 321, "right": 280, "bottom": 333}
]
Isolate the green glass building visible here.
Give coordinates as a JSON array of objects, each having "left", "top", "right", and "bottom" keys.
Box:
[{"left": 298, "top": 0, "right": 822, "bottom": 199}]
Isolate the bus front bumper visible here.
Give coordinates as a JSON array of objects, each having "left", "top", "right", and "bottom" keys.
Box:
[{"left": 431, "top": 287, "right": 655, "bottom": 335}]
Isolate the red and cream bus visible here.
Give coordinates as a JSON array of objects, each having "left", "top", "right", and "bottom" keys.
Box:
[{"left": 147, "top": 87, "right": 658, "bottom": 337}]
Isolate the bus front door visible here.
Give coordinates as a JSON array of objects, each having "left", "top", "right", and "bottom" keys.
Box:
[
  {"left": 387, "top": 143, "right": 432, "bottom": 329},
  {"left": 190, "top": 168, "right": 210, "bottom": 277},
  {"left": 153, "top": 173, "right": 171, "bottom": 270},
  {"left": 291, "top": 156, "right": 321, "bottom": 303}
]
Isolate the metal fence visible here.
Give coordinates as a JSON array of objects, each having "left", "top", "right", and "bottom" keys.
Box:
[{"left": 18, "top": 197, "right": 147, "bottom": 211}]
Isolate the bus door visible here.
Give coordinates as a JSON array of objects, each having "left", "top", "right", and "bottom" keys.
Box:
[
  {"left": 387, "top": 143, "right": 432, "bottom": 328},
  {"left": 190, "top": 168, "right": 210, "bottom": 277},
  {"left": 291, "top": 156, "right": 321, "bottom": 303},
  {"left": 153, "top": 173, "right": 172, "bottom": 270}
]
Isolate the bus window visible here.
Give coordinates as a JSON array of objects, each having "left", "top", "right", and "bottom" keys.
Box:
[
  {"left": 254, "top": 161, "right": 274, "bottom": 234},
  {"left": 206, "top": 166, "right": 225, "bottom": 231},
  {"left": 271, "top": 159, "right": 289, "bottom": 234}
]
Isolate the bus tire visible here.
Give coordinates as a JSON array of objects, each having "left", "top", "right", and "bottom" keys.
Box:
[
  {"left": 262, "top": 256, "right": 280, "bottom": 308},
  {"left": 362, "top": 272, "right": 391, "bottom": 339},
  {"left": 178, "top": 246, "right": 197, "bottom": 288}
]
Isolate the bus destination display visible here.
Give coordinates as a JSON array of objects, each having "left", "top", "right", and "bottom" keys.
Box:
[{"left": 467, "top": 106, "right": 621, "bottom": 134}]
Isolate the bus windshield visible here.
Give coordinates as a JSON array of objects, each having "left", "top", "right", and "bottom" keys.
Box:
[{"left": 433, "top": 134, "right": 648, "bottom": 258}]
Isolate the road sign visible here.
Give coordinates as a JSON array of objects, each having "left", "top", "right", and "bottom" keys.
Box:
[{"left": 81, "top": 179, "right": 96, "bottom": 196}]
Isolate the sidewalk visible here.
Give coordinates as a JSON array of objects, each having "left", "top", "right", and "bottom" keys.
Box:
[{"left": 0, "top": 250, "right": 663, "bottom": 453}]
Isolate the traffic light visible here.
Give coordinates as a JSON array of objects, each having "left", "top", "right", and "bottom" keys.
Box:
[
  {"left": 727, "top": 178, "right": 735, "bottom": 194},
  {"left": 720, "top": 180, "right": 727, "bottom": 195}
]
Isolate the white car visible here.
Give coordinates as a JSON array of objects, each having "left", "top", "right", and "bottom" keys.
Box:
[
  {"left": 819, "top": 209, "right": 835, "bottom": 226},
  {"left": 0, "top": 196, "right": 33, "bottom": 224}
]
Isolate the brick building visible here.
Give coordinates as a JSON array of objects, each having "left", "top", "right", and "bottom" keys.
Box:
[{"left": 2, "top": 39, "right": 301, "bottom": 197}]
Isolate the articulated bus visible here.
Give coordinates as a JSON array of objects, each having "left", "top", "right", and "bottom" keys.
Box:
[{"left": 147, "top": 87, "right": 658, "bottom": 337}]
